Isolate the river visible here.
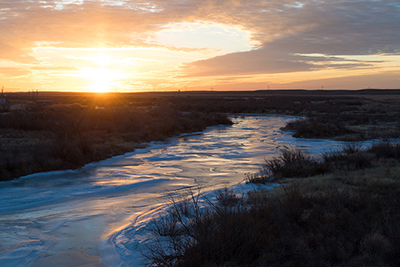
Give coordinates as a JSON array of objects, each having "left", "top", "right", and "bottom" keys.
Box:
[{"left": 0, "top": 115, "right": 342, "bottom": 266}]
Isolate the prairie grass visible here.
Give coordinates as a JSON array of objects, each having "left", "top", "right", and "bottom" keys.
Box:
[
  {"left": 146, "top": 141, "right": 400, "bottom": 266},
  {"left": 246, "top": 141, "right": 400, "bottom": 184},
  {"left": 245, "top": 149, "right": 328, "bottom": 183},
  {"left": 0, "top": 104, "right": 232, "bottom": 181}
]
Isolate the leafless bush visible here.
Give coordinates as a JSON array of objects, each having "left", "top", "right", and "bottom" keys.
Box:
[
  {"left": 342, "top": 142, "right": 363, "bottom": 154},
  {"left": 145, "top": 180, "right": 400, "bottom": 266},
  {"left": 368, "top": 141, "right": 400, "bottom": 159},
  {"left": 247, "top": 149, "right": 328, "bottom": 183}
]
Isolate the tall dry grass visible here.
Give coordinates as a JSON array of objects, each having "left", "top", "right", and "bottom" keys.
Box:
[
  {"left": 145, "top": 141, "right": 400, "bottom": 266},
  {"left": 0, "top": 104, "right": 232, "bottom": 181}
]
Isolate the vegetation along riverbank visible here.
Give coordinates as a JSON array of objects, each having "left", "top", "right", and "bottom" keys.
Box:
[
  {"left": 2, "top": 89, "right": 400, "bottom": 266},
  {"left": 146, "top": 141, "right": 400, "bottom": 266},
  {"left": 0, "top": 94, "right": 232, "bottom": 181},
  {"left": 2, "top": 89, "right": 400, "bottom": 180}
]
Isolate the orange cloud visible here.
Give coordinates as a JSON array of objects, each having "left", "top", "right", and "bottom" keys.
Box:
[
  {"left": 0, "top": 67, "right": 31, "bottom": 77},
  {"left": 0, "top": 0, "right": 399, "bottom": 90}
]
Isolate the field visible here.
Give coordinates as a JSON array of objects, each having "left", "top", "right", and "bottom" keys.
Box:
[
  {"left": 2, "top": 89, "right": 400, "bottom": 266},
  {"left": 0, "top": 92, "right": 233, "bottom": 181},
  {"left": 2, "top": 89, "right": 400, "bottom": 181},
  {"left": 147, "top": 143, "right": 400, "bottom": 266}
]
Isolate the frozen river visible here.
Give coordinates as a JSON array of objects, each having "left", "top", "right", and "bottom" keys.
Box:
[{"left": 0, "top": 115, "right": 342, "bottom": 266}]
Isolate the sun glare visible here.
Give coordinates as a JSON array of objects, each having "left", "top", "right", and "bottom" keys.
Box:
[
  {"left": 93, "top": 54, "right": 112, "bottom": 67},
  {"left": 79, "top": 54, "right": 125, "bottom": 92}
]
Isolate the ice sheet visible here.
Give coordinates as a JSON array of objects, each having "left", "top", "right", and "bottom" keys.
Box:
[{"left": 0, "top": 115, "right": 346, "bottom": 266}]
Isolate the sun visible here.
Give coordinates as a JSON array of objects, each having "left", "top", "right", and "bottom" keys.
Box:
[
  {"left": 92, "top": 54, "right": 111, "bottom": 68},
  {"left": 79, "top": 54, "right": 125, "bottom": 93},
  {"left": 82, "top": 67, "right": 121, "bottom": 93}
]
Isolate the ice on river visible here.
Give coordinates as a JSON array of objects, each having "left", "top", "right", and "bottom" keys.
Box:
[{"left": 0, "top": 115, "right": 344, "bottom": 266}]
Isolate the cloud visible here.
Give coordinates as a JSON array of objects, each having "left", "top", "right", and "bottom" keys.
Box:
[
  {"left": 186, "top": 70, "right": 400, "bottom": 91},
  {"left": 276, "top": 70, "right": 400, "bottom": 90},
  {"left": 0, "top": 0, "right": 399, "bottom": 78},
  {"left": 0, "top": 67, "right": 31, "bottom": 77},
  {"left": 178, "top": 0, "right": 400, "bottom": 76},
  {"left": 181, "top": 49, "right": 373, "bottom": 77},
  {"left": 264, "top": 1, "right": 400, "bottom": 56},
  {"left": 0, "top": 1, "right": 165, "bottom": 63},
  {"left": 30, "top": 66, "right": 78, "bottom": 71}
]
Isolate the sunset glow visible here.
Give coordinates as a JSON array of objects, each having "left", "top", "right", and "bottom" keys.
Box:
[
  {"left": 78, "top": 54, "right": 126, "bottom": 92},
  {"left": 0, "top": 0, "right": 399, "bottom": 92}
]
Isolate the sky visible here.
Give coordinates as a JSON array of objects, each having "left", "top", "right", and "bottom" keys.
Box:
[{"left": 0, "top": 0, "right": 399, "bottom": 92}]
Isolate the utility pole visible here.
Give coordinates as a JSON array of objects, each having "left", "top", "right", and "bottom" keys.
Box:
[{"left": 1, "top": 86, "right": 5, "bottom": 111}]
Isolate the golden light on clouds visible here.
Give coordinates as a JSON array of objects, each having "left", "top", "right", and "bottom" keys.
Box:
[{"left": 0, "top": 0, "right": 399, "bottom": 92}]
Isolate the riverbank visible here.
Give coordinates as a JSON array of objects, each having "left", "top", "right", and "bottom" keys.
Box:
[
  {"left": 2, "top": 90, "right": 400, "bottom": 181},
  {"left": 1, "top": 115, "right": 333, "bottom": 267},
  {"left": 154, "top": 89, "right": 400, "bottom": 141},
  {"left": 0, "top": 104, "right": 232, "bottom": 181},
  {"left": 1, "top": 109, "right": 399, "bottom": 266},
  {"left": 146, "top": 141, "right": 400, "bottom": 266}
]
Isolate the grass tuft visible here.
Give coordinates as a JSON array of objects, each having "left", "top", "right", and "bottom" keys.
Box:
[
  {"left": 143, "top": 141, "right": 400, "bottom": 266},
  {"left": 247, "top": 141, "right": 400, "bottom": 184}
]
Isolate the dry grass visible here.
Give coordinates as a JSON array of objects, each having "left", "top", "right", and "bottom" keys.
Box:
[
  {"left": 247, "top": 141, "right": 400, "bottom": 185},
  {"left": 0, "top": 104, "right": 232, "bottom": 181},
  {"left": 145, "top": 167, "right": 400, "bottom": 266},
  {"left": 146, "top": 142, "right": 400, "bottom": 267}
]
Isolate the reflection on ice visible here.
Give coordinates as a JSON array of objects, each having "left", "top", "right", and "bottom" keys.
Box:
[{"left": 0, "top": 115, "right": 343, "bottom": 266}]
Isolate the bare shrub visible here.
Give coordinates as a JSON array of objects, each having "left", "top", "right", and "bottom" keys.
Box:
[
  {"left": 247, "top": 149, "right": 329, "bottom": 183},
  {"left": 360, "top": 232, "right": 391, "bottom": 255},
  {"left": 215, "top": 187, "right": 242, "bottom": 207},
  {"left": 144, "top": 189, "right": 267, "bottom": 267},
  {"left": 342, "top": 142, "right": 363, "bottom": 154},
  {"left": 282, "top": 117, "right": 355, "bottom": 139},
  {"left": 248, "top": 140, "right": 400, "bottom": 186},
  {"left": 368, "top": 141, "right": 400, "bottom": 159},
  {"left": 323, "top": 150, "right": 374, "bottom": 171},
  {"left": 145, "top": 178, "right": 400, "bottom": 267}
]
